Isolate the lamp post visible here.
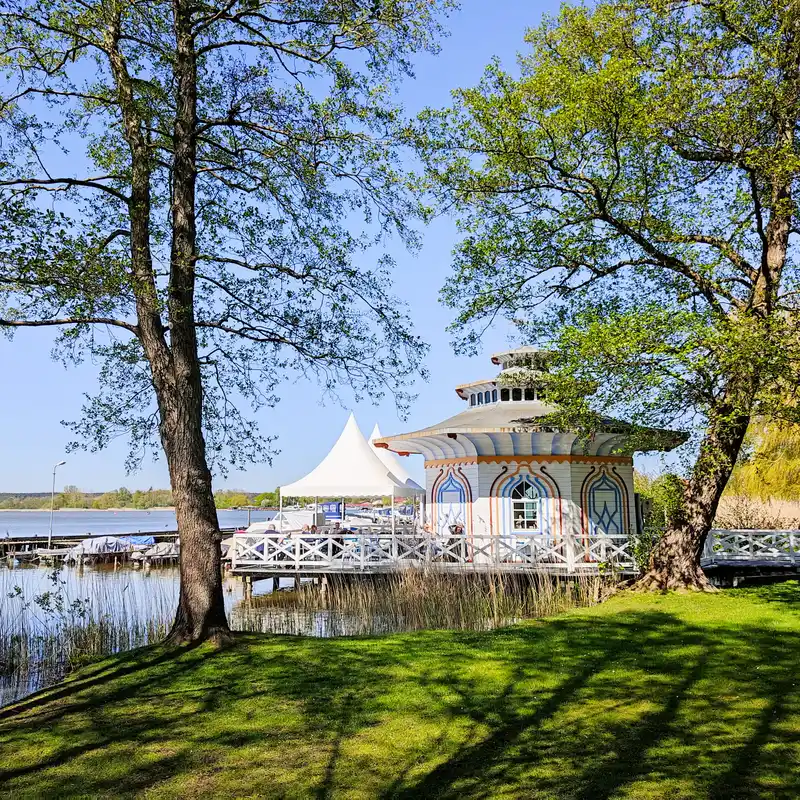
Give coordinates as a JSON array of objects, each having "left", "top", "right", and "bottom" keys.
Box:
[{"left": 48, "top": 460, "right": 66, "bottom": 550}]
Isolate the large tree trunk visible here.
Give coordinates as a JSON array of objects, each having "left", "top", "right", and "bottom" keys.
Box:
[
  {"left": 162, "top": 0, "right": 231, "bottom": 645},
  {"left": 163, "top": 404, "right": 230, "bottom": 645},
  {"left": 636, "top": 402, "right": 751, "bottom": 591}
]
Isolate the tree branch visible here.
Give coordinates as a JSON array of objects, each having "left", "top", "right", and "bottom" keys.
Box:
[{"left": 0, "top": 316, "right": 138, "bottom": 333}]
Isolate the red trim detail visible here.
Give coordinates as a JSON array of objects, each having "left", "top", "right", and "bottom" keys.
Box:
[{"left": 373, "top": 442, "right": 389, "bottom": 449}]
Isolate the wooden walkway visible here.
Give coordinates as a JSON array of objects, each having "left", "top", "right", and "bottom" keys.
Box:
[
  {"left": 230, "top": 528, "right": 637, "bottom": 577},
  {"left": 230, "top": 527, "right": 800, "bottom": 579}
]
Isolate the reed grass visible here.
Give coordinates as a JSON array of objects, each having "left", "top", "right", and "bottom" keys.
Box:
[
  {"left": 0, "top": 567, "right": 173, "bottom": 707},
  {"left": 233, "top": 567, "right": 608, "bottom": 636},
  {"left": 2, "top": 565, "right": 610, "bottom": 706}
]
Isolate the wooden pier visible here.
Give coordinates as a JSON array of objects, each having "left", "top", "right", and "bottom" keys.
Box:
[
  {"left": 230, "top": 527, "right": 800, "bottom": 580},
  {"left": 0, "top": 528, "right": 237, "bottom": 564},
  {"left": 230, "top": 527, "right": 638, "bottom": 577}
]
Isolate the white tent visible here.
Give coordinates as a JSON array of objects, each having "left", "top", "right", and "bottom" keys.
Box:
[
  {"left": 280, "top": 413, "right": 423, "bottom": 498},
  {"left": 369, "top": 423, "right": 424, "bottom": 496}
]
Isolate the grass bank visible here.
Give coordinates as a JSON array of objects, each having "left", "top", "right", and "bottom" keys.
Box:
[{"left": 1, "top": 584, "right": 800, "bottom": 799}]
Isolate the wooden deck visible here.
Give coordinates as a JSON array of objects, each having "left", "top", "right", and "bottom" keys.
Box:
[
  {"left": 230, "top": 528, "right": 638, "bottom": 577},
  {"left": 230, "top": 527, "right": 800, "bottom": 579}
]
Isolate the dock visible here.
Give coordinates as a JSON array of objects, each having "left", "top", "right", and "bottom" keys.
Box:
[{"left": 230, "top": 527, "right": 800, "bottom": 582}]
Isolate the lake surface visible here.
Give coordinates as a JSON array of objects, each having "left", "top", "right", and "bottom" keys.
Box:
[
  {"left": 0, "top": 563, "right": 290, "bottom": 706},
  {"left": 0, "top": 508, "right": 275, "bottom": 539},
  {"left": 0, "top": 562, "right": 277, "bottom": 624}
]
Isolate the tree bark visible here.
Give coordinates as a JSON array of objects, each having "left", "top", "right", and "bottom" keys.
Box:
[
  {"left": 162, "top": 0, "right": 231, "bottom": 645},
  {"left": 636, "top": 401, "right": 751, "bottom": 591},
  {"left": 162, "top": 406, "right": 230, "bottom": 645}
]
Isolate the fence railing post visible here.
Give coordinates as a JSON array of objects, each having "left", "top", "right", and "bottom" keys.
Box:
[{"left": 565, "top": 534, "right": 576, "bottom": 574}]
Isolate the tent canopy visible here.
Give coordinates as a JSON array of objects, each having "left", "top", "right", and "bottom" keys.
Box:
[
  {"left": 369, "top": 424, "right": 424, "bottom": 494},
  {"left": 280, "top": 413, "right": 424, "bottom": 498}
]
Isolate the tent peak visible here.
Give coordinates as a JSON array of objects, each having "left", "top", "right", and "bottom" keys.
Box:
[{"left": 280, "top": 414, "right": 423, "bottom": 497}]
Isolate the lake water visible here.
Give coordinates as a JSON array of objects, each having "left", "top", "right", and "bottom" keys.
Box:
[
  {"left": 0, "top": 562, "right": 292, "bottom": 706},
  {"left": 0, "top": 562, "right": 277, "bottom": 623},
  {"left": 0, "top": 508, "right": 275, "bottom": 539}
]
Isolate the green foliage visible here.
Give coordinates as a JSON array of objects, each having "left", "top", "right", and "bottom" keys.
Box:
[
  {"left": 213, "top": 491, "right": 250, "bottom": 509},
  {"left": 2, "top": 587, "right": 800, "bottom": 796},
  {"left": 0, "top": 0, "right": 448, "bottom": 474},
  {"left": 728, "top": 420, "right": 800, "bottom": 500},
  {"left": 0, "top": 496, "right": 51, "bottom": 510},
  {"left": 416, "top": 0, "right": 800, "bottom": 451},
  {"left": 631, "top": 472, "right": 686, "bottom": 570},
  {"left": 253, "top": 489, "right": 279, "bottom": 508},
  {"left": 57, "top": 486, "right": 89, "bottom": 509}
]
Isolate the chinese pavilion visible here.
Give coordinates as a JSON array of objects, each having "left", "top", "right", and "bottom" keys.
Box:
[{"left": 374, "top": 348, "right": 684, "bottom": 540}]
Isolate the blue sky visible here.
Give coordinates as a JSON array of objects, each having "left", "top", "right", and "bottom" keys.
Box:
[{"left": 0, "top": 1, "right": 673, "bottom": 493}]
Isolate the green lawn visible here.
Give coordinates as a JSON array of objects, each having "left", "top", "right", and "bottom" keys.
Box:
[{"left": 2, "top": 584, "right": 800, "bottom": 799}]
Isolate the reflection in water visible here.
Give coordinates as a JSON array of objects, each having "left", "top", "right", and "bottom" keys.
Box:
[{"left": 0, "top": 564, "right": 287, "bottom": 707}]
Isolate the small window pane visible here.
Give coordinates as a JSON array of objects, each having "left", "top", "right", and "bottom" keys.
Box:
[
  {"left": 477, "top": 393, "right": 483, "bottom": 405},
  {"left": 511, "top": 481, "right": 537, "bottom": 500},
  {"left": 500, "top": 388, "right": 510, "bottom": 401},
  {"left": 512, "top": 388, "right": 522, "bottom": 401},
  {"left": 484, "top": 391, "right": 491, "bottom": 404},
  {"left": 470, "top": 394, "right": 476, "bottom": 406},
  {"left": 524, "top": 387, "right": 535, "bottom": 401},
  {"left": 492, "top": 389, "right": 498, "bottom": 402}
]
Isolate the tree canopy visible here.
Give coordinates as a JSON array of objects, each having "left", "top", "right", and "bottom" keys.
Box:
[
  {"left": 0, "top": 0, "right": 451, "bottom": 641},
  {"left": 0, "top": 0, "right": 447, "bottom": 472},
  {"left": 418, "top": 0, "right": 800, "bottom": 587}
]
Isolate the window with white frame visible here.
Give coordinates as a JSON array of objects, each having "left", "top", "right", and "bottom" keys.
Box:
[{"left": 511, "top": 480, "right": 540, "bottom": 531}]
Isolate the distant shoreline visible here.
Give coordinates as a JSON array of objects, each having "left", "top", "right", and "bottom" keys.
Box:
[
  {"left": 0, "top": 506, "right": 275, "bottom": 513},
  {"left": 0, "top": 507, "right": 178, "bottom": 513}
]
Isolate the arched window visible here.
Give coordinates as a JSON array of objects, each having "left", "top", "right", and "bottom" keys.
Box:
[
  {"left": 500, "top": 388, "right": 510, "bottom": 401},
  {"left": 470, "top": 394, "right": 476, "bottom": 406},
  {"left": 484, "top": 390, "right": 491, "bottom": 404},
  {"left": 492, "top": 389, "right": 498, "bottom": 402},
  {"left": 512, "top": 388, "right": 522, "bottom": 401},
  {"left": 477, "top": 393, "right": 483, "bottom": 405},
  {"left": 524, "top": 387, "right": 535, "bottom": 401},
  {"left": 587, "top": 474, "right": 624, "bottom": 535},
  {"left": 511, "top": 480, "right": 539, "bottom": 531}
]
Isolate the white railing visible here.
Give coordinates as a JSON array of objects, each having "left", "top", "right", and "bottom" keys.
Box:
[
  {"left": 703, "top": 529, "right": 799, "bottom": 565},
  {"left": 230, "top": 529, "right": 636, "bottom": 574}
]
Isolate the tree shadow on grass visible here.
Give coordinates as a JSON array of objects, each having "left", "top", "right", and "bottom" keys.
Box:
[{"left": 0, "top": 605, "right": 799, "bottom": 798}]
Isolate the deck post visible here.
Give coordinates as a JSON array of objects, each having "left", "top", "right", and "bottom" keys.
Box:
[
  {"left": 391, "top": 489, "right": 397, "bottom": 561},
  {"left": 565, "top": 534, "right": 576, "bottom": 574}
]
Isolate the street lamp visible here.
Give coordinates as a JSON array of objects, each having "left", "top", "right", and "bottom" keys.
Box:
[{"left": 48, "top": 460, "right": 66, "bottom": 550}]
